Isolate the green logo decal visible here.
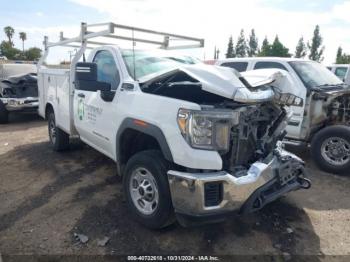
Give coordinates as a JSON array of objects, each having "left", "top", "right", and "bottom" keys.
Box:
[{"left": 78, "top": 98, "right": 84, "bottom": 120}]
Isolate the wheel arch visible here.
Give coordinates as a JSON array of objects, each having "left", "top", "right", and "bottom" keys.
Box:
[
  {"left": 45, "top": 102, "right": 55, "bottom": 119},
  {"left": 116, "top": 118, "right": 173, "bottom": 175}
]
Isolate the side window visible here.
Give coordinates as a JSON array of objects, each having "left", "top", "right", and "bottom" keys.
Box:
[
  {"left": 93, "top": 50, "right": 120, "bottom": 90},
  {"left": 220, "top": 62, "right": 248, "bottom": 72},
  {"left": 254, "top": 61, "right": 288, "bottom": 71},
  {"left": 334, "top": 67, "right": 348, "bottom": 80}
]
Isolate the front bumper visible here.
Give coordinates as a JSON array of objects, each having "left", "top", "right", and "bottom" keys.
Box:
[
  {"left": 167, "top": 148, "right": 310, "bottom": 219},
  {"left": 0, "top": 97, "right": 38, "bottom": 112}
]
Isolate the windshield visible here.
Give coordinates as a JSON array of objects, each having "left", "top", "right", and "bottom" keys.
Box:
[
  {"left": 289, "top": 61, "right": 343, "bottom": 89},
  {"left": 121, "top": 50, "right": 184, "bottom": 80}
]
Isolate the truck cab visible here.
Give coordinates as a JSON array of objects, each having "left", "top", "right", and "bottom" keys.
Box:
[
  {"left": 327, "top": 64, "right": 349, "bottom": 84},
  {"left": 214, "top": 57, "right": 350, "bottom": 174},
  {"left": 37, "top": 23, "right": 310, "bottom": 228}
]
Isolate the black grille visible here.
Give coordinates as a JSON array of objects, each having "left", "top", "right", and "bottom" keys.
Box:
[{"left": 204, "top": 182, "right": 223, "bottom": 207}]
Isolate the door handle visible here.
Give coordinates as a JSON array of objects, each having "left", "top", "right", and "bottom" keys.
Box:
[{"left": 78, "top": 93, "right": 85, "bottom": 98}]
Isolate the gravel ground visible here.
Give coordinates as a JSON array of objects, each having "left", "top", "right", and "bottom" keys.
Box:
[{"left": 0, "top": 114, "right": 349, "bottom": 261}]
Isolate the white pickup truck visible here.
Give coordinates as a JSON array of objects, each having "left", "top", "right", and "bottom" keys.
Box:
[
  {"left": 38, "top": 23, "right": 310, "bottom": 228},
  {"left": 212, "top": 58, "right": 350, "bottom": 174},
  {"left": 327, "top": 64, "right": 350, "bottom": 84}
]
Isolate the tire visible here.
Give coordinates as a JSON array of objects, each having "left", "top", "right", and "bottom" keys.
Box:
[
  {"left": 47, "top": 110, "right": 70, "bottom": 151},
  {"left": 123, "top": 150, "right": 175, "bottom": 229},
  {"left": 0, "top": 100, "right": 9, "bottom": 124},
  {"left": 311, "top": 125, "right": 350, "bottom": 174}
]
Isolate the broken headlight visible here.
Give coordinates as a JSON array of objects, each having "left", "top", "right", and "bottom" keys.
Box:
[
  {"left": 177, "top": 109, "right": 238, "bottom": 151},
  {"left": 274, "top": 91, "right": 303, "bottom": 106}
]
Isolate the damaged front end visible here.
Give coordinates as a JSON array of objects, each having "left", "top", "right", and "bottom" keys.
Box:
[
  {"left": 307, "top": 86, "right": 350, "bottom": 137},
  {"left": 0, "top": 73, "right": 39, "bottom": 112},
  {"left": 167, "top": 103, "right": 310, "bottom": 221},
  {"left": 139, "top": 63, "right": 310, "bottom": 222}
]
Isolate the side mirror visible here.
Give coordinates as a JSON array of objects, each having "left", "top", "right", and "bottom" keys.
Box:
[
  {"left": 100, "top": 88, "right": 115, "bottom": 102},
  {"left": 75, "top": 62, "right": 111, "bottom": 92}
]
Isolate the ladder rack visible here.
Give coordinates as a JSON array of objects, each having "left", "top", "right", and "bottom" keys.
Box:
[
  {"left": 37, "top": 22, "right": 204, "bottom": 85},
  {"left": 43, "top": 22, "right": 204, "bottom": 50}
]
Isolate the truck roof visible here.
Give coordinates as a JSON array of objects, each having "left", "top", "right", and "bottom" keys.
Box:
[
  {"left": 328, "top": 64, "right": 349, "bottom": 67},
  {"left": 216, "top": 57, "right": 310, "bottom": 63}
]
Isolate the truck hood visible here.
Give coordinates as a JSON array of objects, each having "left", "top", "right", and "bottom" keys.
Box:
[
  {"left": 311, "top": 84, "right": 350, "bottom": 96},
  {"left": 0, "top": 73, "right": 38, "bottom": 98},
  {"left": 241, "top": 69, "right": 296, "bottom": 93},
  {"left": 139, "top": 63, "right": 245, "bottom": 99},
  {"left": 140, "top": 63, "right": 276, "bottom": 103}
]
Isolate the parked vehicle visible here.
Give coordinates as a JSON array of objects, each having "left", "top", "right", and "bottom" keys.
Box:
[
  {"left": 212, "top": 57, "right": 350, "bottom": 174},
  {"left": 327, "top": 64, "right": 350, "bottom": 84},
  {"left": 38, "top": 23, "right": 310, "bottom": 228},
  {"left": 0, "top": 63, "right": 38, "bottom": 123}
]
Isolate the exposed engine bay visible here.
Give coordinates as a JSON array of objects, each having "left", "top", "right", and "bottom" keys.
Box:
[
  {"left": 328, "top": 93, "right": 350, "bottom": 124},
  {"left": 305, "top": 86, "right": 350, "bottom": 138},
  {"left": 0, "top": 73, "right": 38, "bottom": 98},
  {"left": 221, "top": 103, "right": 287, "bottom": 172},
  {"left": 312, "top": 88, "right": 350, "bottom": 124}
]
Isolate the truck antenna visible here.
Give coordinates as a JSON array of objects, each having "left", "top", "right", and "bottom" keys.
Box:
[{"left": 132, "top": 28, "right": 136, "bottom": 80}]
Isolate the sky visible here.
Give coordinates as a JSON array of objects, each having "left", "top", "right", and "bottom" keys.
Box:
[{"left": 0, "top": 0, "right": 350, "bottom": 64}]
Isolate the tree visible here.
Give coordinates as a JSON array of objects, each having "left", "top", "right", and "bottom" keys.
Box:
[
  {"left": 0, "top": 41, "right": 21, "bottom": 59},
  {"left": 235, "top": 29, "right": 248, "bottom": 57},
  {"left": 226, "top": 36, "right": 235, "bottom": 58},
  {"left": 248, "top": 29, "right": 258, "bottom": 57},
  {"left": 4, "top": 26, "right": 15, "bottom": 46},
  {"left": 258, "top": 37, "right": 271, "bottom": 56},
  {"left": 269, "top": 36, "right": 291, "bottom": 57},
  {"left": 340, "top": 54, "right": 350, "bottom": 64},
  {"left": 24, "top": 47, "right": 42, "bottom": 61},
  {"left": 295, "top": 37, "right": 307, "bottom": 58},
  {"left": 19, "top": 32, "right": 27, "bottom": 53},
  {"left": 308, "top": 25, "right": 325, "bottom": 62},
  {"left": 335, "top": 46, "right": 350, "bottom": 64},
  {"left": 336, "top": 46, "right": 343, "bottom": 63}
]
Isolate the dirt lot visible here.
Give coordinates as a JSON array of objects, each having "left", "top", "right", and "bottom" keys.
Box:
[{"left": 0, "top": 114, "right": 350, "bottom": 261}]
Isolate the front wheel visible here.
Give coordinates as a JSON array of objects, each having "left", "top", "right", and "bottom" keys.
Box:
[
  {"left": 311, "top": 125, "right": 350, "bottom": 174},
  {"left": 0, "top": 100, "right": 9, "bottom": 124},
  {"left": 123, "top": 150, "right": 175, "bottom": 229}
]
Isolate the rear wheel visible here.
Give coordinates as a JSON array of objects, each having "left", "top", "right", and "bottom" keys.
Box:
[
  {"left": 123, "top": 150, "right": 175, "bottom": 229},
  {"left": 0, "top": 100, "right": 9, "bottom": 124},
  {"left": 311, "top": 125, "right": 350, "bottom": 174},
  {"left": 47, "top": 110, "right": 70, "bottom": 151}
]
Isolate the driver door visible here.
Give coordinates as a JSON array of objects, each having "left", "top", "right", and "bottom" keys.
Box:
[{"left": 74, "top": 50, "right": 121, "bottom": 158}]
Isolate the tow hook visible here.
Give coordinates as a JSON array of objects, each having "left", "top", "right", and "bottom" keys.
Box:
[{"left": 298, "top": 177, "right": 311, "bottom": 189}]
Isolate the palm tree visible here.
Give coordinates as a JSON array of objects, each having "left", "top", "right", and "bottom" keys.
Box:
[
  {"left": 4, "top": 26, "right": 15, "bottom": 46},
  {"left": 19, "top": 32, "right": 27, "bottom": 53}
]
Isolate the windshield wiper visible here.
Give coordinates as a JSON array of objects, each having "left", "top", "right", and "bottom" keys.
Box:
[
  {"left": 316, "top": 84, "right": 333, "bottom": 87},
  {"left": 316, "top": 84, "right": 344, "bottom": 88}
]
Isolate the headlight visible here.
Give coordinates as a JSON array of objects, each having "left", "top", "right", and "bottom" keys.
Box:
[
  {"left": 274, "top": 91, "right": 303, "bottom": 106},
  {"left": 177, "top": 108, "right": 238, "bottom": 151}
]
